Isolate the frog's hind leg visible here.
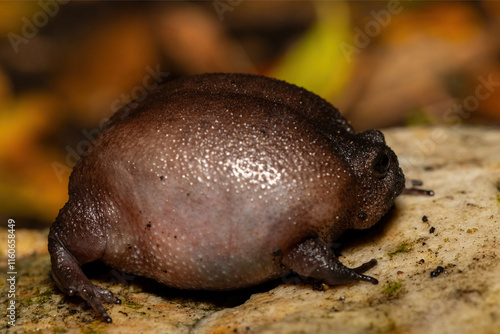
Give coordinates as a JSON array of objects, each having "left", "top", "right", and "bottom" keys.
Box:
[
  {"left": 48, "top": 226, "right": 121, "bottom": 323},
  {"left": 281, "top": 238, "right": 379, "bottom": 286}
]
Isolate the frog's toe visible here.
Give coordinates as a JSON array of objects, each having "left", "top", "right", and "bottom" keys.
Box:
[{"left": 92, "top": 285, "right": 122, "bottom": 304}]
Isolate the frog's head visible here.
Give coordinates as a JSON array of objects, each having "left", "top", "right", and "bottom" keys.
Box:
[{"left": 348, "top": 129, "right": 405, "bottom": 230}]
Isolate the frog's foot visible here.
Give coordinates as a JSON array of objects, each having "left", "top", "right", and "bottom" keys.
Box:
[
  {"left": 48, "top": 234, "right": 121, "bottom": 323},
  {"left": 67, "top": 281, "right": 121, "bottom": 323},
  {"left": 282, "top": 238, "right": 379, "bottom": 286}
]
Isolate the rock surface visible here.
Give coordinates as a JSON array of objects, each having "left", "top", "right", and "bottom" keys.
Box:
[{"left": 1, "top": 126, "right": 499, "bottom": 333}]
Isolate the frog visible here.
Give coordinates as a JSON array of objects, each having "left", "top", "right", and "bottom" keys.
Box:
[{"left": 48, "top": 73, "right": 405, "bottom": 322}]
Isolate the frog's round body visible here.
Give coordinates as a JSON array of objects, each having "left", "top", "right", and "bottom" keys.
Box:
[{"left": 49, "top": 73, "right": 405, "bottom": 322}]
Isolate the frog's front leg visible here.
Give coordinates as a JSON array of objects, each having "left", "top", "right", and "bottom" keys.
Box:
[
  {"left": 282, "top": 238, "right": 379, "bottom": 285},
  {"left": 48, "top": 228, "right": 121, "bottom": 323}
]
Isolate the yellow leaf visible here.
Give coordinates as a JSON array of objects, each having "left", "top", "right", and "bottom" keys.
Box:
[{"left": 269, "top": 1, "right": 353, "bottom": 101}]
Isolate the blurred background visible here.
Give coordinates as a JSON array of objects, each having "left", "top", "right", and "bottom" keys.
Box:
[{"left": 1, "top": 1, "right": 499, "bottom": 229}]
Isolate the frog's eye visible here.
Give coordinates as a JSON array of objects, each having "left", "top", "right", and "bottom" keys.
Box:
[{"left": 372, "top": 151, "right": 390, "bottom": 178}]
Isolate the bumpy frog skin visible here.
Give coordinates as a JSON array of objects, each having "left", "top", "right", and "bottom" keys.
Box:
[{"left": 48, "top": 73, "right": 405, "bottom": 322}]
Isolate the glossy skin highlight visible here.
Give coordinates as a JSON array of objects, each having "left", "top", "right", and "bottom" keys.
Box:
[{"left": 48, "top": 73, "right": 405, "bottom": 322}]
